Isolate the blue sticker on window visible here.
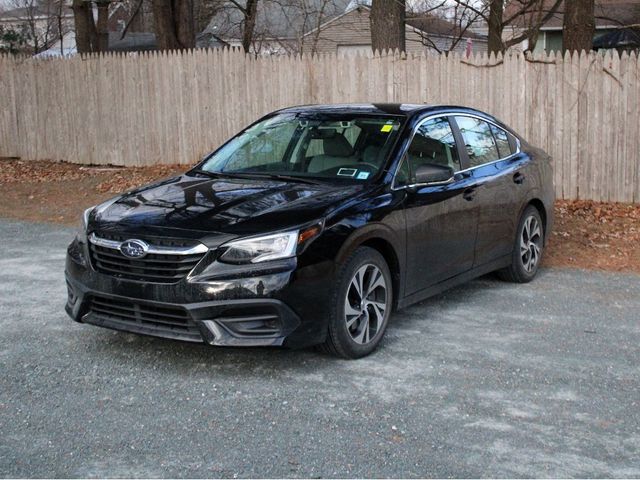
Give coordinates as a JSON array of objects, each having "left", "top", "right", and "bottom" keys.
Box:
[{"left": 356, "top": 171, "right": 370, "bottom": 180}]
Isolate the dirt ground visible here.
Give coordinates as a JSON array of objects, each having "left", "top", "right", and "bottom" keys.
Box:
[{"left": 1, "top": 158, "right": 638, "bottom": 273}]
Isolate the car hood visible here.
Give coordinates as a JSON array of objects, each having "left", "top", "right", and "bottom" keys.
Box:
[{"left": 91, "top": 173, "right": 367, "bottom": 239}]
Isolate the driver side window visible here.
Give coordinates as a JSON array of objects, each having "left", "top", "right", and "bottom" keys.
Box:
[{"left": 399, "top": 117, "right": 461, "bottom": 185}]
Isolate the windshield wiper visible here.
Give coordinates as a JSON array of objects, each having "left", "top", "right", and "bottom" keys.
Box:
[
  {"left": 251, "top": 173, "right": 326, "bottom": 185},
  {"left": 190, "top": 169, "right": 238, "bottom": 179},
  {"left": 191, "top": 169, "right": 325, "bottom": 186}
]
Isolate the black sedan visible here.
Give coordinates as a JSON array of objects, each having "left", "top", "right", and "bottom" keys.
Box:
[{"left": 65, "top": 104, "right": 554, "bottom": 358}]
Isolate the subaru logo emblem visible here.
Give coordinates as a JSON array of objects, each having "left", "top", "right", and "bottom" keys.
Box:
[{"left": 120, "top": 239, "right": 149, "bottom": 258}]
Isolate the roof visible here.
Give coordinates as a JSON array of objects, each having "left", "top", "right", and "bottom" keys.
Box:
[
  {"left": 406, "top": 13, "right": 486, "bottom": 40},
  {"left": 278, "top": 103, "right": 432, "bottom": 117},
  {"left": 275, "top": 104, "right": 505, "bottom": 122},
  {"left": 204, "top": 0, "right": 350, "bottom": 41},
  {"left": 504, "top": 0, "right": 640, "bottom": 29},
  {"left": 0, "top": 5, "right": 73, "bottom": 20},
  {"left": 302, "top": 5, "right": 486, "bottom": 41},
  {"left": 273, "top": 104, "right": 519, "bottom": 135}
]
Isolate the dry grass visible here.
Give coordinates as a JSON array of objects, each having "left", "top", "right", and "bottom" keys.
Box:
[{"left": 2, "top": 158, "right": 639, "bottom": 273}]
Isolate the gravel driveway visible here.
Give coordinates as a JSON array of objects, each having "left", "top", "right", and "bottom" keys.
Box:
[{"left": 0, "top": 219, "right": 638, "bottom": 478}]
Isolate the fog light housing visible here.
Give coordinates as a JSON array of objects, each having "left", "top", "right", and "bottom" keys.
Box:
[{"left": 66, "top": 280, "right": 78, "bottom": 306}]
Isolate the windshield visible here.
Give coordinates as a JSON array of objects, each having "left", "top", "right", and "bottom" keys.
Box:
[{"left": 198, "top": 113, "right": 404, "bottom": 182}]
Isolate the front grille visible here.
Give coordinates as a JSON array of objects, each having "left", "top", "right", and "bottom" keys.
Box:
[
  {"left": 87, "top": 295, "right": 201, "bottom": 339},
  {"left": 88, "top": 233, "right": 207, "bottom": 283}
]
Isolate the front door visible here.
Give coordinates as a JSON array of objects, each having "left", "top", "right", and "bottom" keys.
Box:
[{"left": 398, "top": 116, "right": 480, "bottom": 295}]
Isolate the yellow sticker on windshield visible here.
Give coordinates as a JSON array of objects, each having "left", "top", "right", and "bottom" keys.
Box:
[{"left": 381, "top": 124, "right": 393, "bottom": 133}]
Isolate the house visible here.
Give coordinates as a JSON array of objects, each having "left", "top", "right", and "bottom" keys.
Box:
[
  {"left": 503, "top": 0, "right": 640, "bottom": 53},
  {"left": 301, "top": 5, "right": 488, "bottom": 56},
  {"left": 203, "top": 0, "right": 487, "bottom": 56},
  {"left": 201, "top": 0, "right": 351, "bottom": 54}
]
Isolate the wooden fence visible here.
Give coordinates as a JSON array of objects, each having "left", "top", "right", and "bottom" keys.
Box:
[{"left": 0, "top": 49, "right": 638, "bottom": 202}]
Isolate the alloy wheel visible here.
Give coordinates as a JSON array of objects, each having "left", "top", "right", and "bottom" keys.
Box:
[
  {"left": 520, "top": 215, "right": 543, "bottom": 273},
  {"left": 344, "top": 264, "right": 388, "bottom": 344}
]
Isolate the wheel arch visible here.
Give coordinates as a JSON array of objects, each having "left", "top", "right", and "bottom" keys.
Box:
[
  {"left": 525, "top": 198, "right": 548, "bottom": 245},
  {"left": 334, "top": 225, "right": 404, "bottom": 311}
]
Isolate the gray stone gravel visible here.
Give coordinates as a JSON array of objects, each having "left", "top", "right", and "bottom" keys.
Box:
[{"left": 0, "top": 219, "right": 639, "bottom": 478}]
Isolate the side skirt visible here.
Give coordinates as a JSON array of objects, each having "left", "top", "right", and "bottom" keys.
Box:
[{"left": 397, "top": 255, "right": 511, "bottom": 310}]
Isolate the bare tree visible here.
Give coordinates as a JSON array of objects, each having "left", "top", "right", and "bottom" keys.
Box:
[
  {"left": 487, "top": 0, "right": 502, "bottom": 53},
  {"left": 450, "top": 0, "right": 563, "bottom": 54},
  {"left": 407, "top": 1, "right": 481, "bottom": 54},
  {"left": 563, "top": 0, "right": 595, "bottom": 52},
  {"left": 260, "top": 0, "right": 340, "bottom": 55},
  {"left": 304, "top": 0, "right": 332, "bottom": 54},
  {"left": 370, "top": 0, "right": 406, "bottom": 53},
  {"left": 202, "top": 0, "right": 352, "bottom": 56},
  {"left": 221, "top": 0, "right": 260, "bottom": 52},
  {"left": 5, "top": 0, "right": 63, "bottom": 54},
  {"left": 266, "top": 0, "right": 338, "bottom": 55},
  {"left": 194, "top": 0, "right": 225, "bottom": 33},
  {"left": 52, "top": 0, "right": 71, "bottom": 54}
]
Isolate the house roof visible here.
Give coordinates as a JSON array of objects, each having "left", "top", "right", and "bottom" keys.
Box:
[
  {"left": 204, "top": 0, "right": 350, "bottom": 41},
  {"left": 302, "top": 5, "right": 486, "bottom": 41},
  {"left": 406, "top": 13, "right": 486, "bottom": 40},
  {"left": 0, "top": 5, "right": 73, "bottom": 20},
  {"left": 504, "top": 0, "right": 640, "bottom": 30}
]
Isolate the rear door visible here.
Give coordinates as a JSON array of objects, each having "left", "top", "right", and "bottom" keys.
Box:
[
  {"left": 452, "top": 115, "right": 527, "bottom": 267},
  {"left": 397, "top": 115, "right": 480, "bottom": 295}
]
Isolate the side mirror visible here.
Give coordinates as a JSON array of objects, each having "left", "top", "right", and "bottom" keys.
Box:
[{"left": 413, "top": 164, "right": 454, "bottom": 185}]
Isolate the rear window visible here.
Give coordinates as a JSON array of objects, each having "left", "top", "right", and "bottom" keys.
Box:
[
  {"left": 490, "top": 124, "right": 514, "bottom": 158},
  {"left": 455, "top": 116, "right": 500, "bottom": 168}
]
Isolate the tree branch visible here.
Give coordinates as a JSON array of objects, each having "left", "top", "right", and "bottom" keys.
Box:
[{"left": 120, "top": 0, "right": 144, "bottom": 40}]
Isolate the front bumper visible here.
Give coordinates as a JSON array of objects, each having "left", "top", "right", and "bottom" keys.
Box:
[{"left": 65, "top": 239, "right": 334, "bottom": 349}]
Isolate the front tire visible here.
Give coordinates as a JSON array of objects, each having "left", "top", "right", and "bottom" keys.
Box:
[
  {"left": 498, "top": 205, "right": 544, "bottom": 283},
  {"left": 319, "top": 247, "right": 393, "bottom": 359}
]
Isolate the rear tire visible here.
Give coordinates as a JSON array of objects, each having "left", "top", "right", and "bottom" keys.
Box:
[
  {"left": 319, "top": 247, "right": 393, "bottom": 359},
  {"left": 498, "top": 205, "right": 544, "bottom": 283}
]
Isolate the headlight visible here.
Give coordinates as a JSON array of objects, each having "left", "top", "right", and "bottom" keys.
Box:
[
  {"left": 80, "top": 196, "right": 119, "bottom": 235},
  {"left": 82, "top": 206, "right": 94, "bottom": 230},
  {"left": 76, "top": 206, "right": 95, "bottom": 240},
  {"left": 219, "top": 231, "right": 299, "bottom": 264}
]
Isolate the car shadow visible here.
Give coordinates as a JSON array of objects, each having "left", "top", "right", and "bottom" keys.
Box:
[{"left": 78, "top": 271, "right": 528, "bottom": 373}]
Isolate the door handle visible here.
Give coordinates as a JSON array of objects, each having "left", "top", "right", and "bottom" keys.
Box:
[
  {"left": 513, "top": 172, "right": 525, "bottom": 184},
  {"left": 463, "top": 187, "right": 477, "bottom": 201}
]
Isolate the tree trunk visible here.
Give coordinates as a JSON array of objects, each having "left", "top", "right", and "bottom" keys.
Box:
[
  {"left": 152, "top": 0, "right": 179, "bottom": 49},
  {"left": 241, "top": 0, "right": 259, "bottom": 53},
  {"left": 487, "top": 0, "right": 504, "bottom": 54},
  {"left": 96, "top": 0, "right": 110, "bottom": 52},
  {"left": 370, "top": 0, "right": 406, "bottom": 54},
  {"left": 152, "top": 0, "right": 195, "bottom": 50},
  {"left": 175, "top": 0, "right": 195, "bottom": 49},
  {"left": 563, "top": 0, "right": 595, "bottom": 53},
  {"left": 71, "top": 0, "right": 98, "bottom": 53}
]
